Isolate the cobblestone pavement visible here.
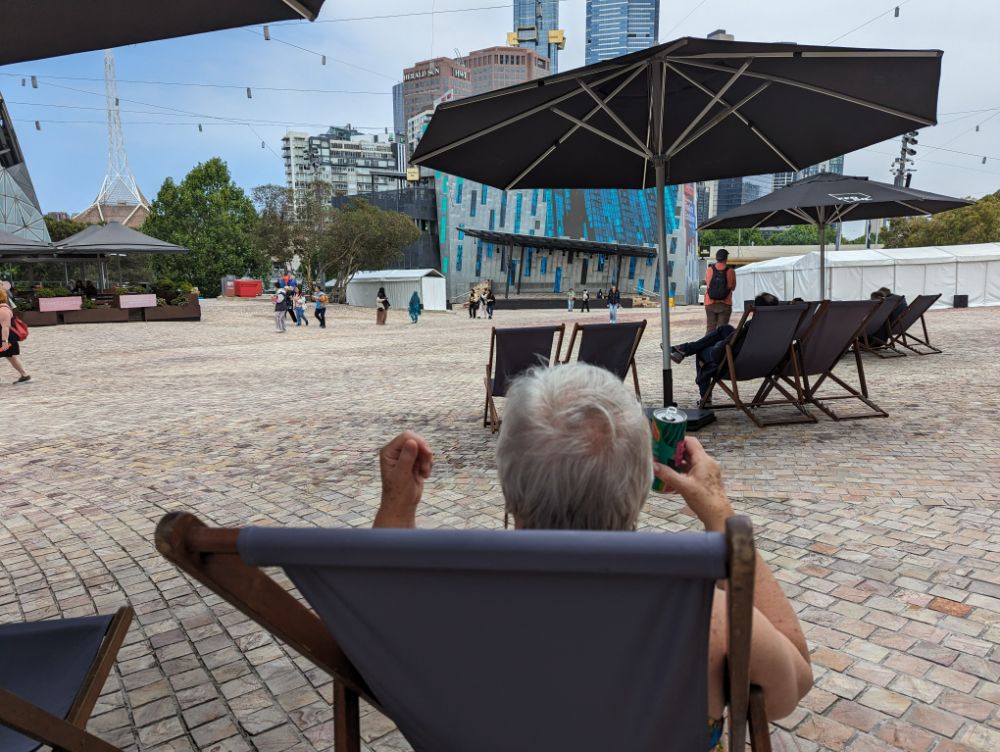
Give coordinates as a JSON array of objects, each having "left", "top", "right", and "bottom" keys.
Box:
[{"left": 2, "top": 299, "right": 998, "bottom": 751}]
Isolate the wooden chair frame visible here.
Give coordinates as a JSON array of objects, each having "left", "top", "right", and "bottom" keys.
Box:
[
  {"left": 0, "top": 606, "right": 134, "bottom": 752},
  {"left": 155, "top": 511, "right": 773, "bottom": 752},
  {"left": 699, "top": 308, "right": 814, "bottom": 428},
  {"left": 483, "top": 324, "right": 564, "bottom": 434},
  {"left": 561, "top": 319, "right": 646, "bottom": 397},
  {"left": 892, "top": 311, "right": 942, "bottom": 355}
]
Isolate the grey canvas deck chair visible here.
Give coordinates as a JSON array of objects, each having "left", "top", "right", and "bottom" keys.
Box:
[
  {"left": 562, "top": 320, "right": 646, "bottom": 396},
  {"left": 699, "top": 303, "right": 811, "bottom": 428},
  {"left": 888, "top": 293, "right": 942, "bottom": 355},
  {"left": 156, "top": 511, "right": 773, "bottom": 752},
  {"left": 484, "top": 324, "right": 565, "bottom": 432},
  {"left": 855, "top": 295, "right": 906, "bottom": 358},
  {"left": 757, "top": 301, "right": 888, "bottom": 422},
  {"left": 0, "top": 607, "right": 134, "bottom": 752}
]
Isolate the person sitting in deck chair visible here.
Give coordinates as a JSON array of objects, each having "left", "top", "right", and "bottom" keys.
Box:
[
  {"left": 373, "top": 363, "right": 813, "bottom": 744},
  {"left": 669, "top": 292, "right": 780, "bottom": 398},
  {"left": 870, "top": 287, "right": 907, "bottom": 344}
]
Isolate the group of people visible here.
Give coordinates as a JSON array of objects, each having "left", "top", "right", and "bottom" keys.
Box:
[
  {"left": 70, "top": 280, "right": 101, "bottom": 298},
  {"left": 564, "top": 286, "right": 624, "bottom": 323},
  {"left": 273, "top": 285, "right": 327, "bottom": 333},
  {"left": 467, "top": 288, "right": 496, "bottom": 320},
  {"left": 377, "top": 287, "right": 424, "bottom": 325}
]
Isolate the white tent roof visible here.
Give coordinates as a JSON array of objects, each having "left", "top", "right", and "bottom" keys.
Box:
[
  {"left": 877, "top": 246, "right": 956, "bottom": 264},
  {"left": 937, "top": 243, "right": 1000, "bottom": 262},
  {"left": 811, "top": 249, "right": 894, "bottom": 267},
  {"left": 349, "top": 269, "right": 445, "bottom": 282}
]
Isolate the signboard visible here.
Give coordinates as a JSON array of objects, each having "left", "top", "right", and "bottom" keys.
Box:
[{"left": 406, "top": 167, "right": 420, "bottom": 182}]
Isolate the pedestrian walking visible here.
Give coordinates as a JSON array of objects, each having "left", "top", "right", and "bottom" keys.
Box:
[
  {"left": 468, "top": 289, "right": 479, "bottom": 319},
  {"left": 293, "top": 290, "right": 309, "bottom": 326},
  {"left": 0, "top": 288, "right": 30, "bottom": 384},
  {"left": 704, "top": 248, "right": 737, "bottom": 333},
  {"left": 376, "top": 287, "right": 390, "bottom": 325},
  {"left": 478, "top": 289, "right": 489, "bottom": 319},
  {"left": 314, "top": 290, "right": 328, "bottom": 328},
  {"left": 581, "top": 289, "right": 591, "bottom": 312},
  {"left": 567, "top": 287, "right": 576, "bottom": 312},
  {"left": 272, "top": 286, "right": 288, "bottom": 333},
  {"left": 408, "top": 291, "right": 422, "bottom": 323},
  {"left": 286, "top": 286, "right": 298, "bottom": 323},
  {"left": 596, "top": 289, "right": 604, "bottom": 301},
  {"left": 607, "top": 285, "right": 621, "bottom": 324},
  {"left": 485, "top": 288, "right": 496, "bottom": 319}
]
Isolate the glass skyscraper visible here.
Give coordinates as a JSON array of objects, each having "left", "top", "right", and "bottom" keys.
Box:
[
  {"left": 512, "top": 0, "right": 562, "bottom": 73},
  {"left": 585, "top": 0, "right": 660, "bottom": 65}
]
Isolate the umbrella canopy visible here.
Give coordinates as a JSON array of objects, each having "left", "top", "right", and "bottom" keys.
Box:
[
  {"left": 0, "top": 230, "right": 55, "bottom": 256},
  {"left": 410, "top": 36, "right": 943, "bottom": 405},
  {"left": 1, "top": 0, "right": 326, "bottom": 66},
  {"left": 56, "top": 222, "right": 188, "bottom": 255},
  {"left": 699, "top": 173, "right": 971, "bottom": 298}
]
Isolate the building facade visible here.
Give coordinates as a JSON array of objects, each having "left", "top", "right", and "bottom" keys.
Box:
[
  {"left": 772, "top": 156, "right": 846, "bottom": 192},
  {"left": 712, "top": 174, "right": 773, "bottom": 217},
  {"left": 511, "top": 0, "right": 564, "bottom": 73},
  {"left": 392, "top": 82, "right": 405, "bottom": 139},
  {"left": 402, "top": 57, "right": 472, "bottom": 126},
  {"left": 459, "top": 46, "right": 550, "bottom": 93},
  {"left": 585, "top": 0, "right": 660, "bottom": 64},
  {"left": 0, "top": 95, "right": 50, "bottom": 242}
]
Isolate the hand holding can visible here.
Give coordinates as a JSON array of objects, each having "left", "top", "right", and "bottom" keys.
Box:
[{"left": 650, "top": 406, "right": 687, "bottom": 492}]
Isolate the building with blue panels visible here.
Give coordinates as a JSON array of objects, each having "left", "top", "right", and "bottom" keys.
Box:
[
  {"left": 512, "top": 0, "right": 564, "bottom": 73},
  {"left": 585, "top": 0, "right": 660, "bottom": 65}
]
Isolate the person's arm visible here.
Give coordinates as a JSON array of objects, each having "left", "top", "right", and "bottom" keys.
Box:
[
  {"left": 0, "top": 308, "right": 9, "bottom": 352},
  {"left": 373, "top": 431, "right": 433, "bottom": 528},
  {"left": 654, "top": 438, "right": 813, "bottom": 717},
  {"left": 727, "top": 267, "right": 737, "bottom": 294}
]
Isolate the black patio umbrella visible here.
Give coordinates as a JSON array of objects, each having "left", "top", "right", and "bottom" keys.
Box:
[
  {"left": 699, "top": 172, "right": 971, "bottom": 297},
  {"left": 1, "top": 0, "right": 326, "bottom": 65},
  {"left": 410, "top": 36, "right": 943, "bottom": 406}
]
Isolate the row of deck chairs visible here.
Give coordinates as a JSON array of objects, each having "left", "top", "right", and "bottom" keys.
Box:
[
  {"left": 701, "top": 293, "right": 941, "bottom": 428},
  {"left": 1, "top": 515, "right": 773, "bottom": 752},
  {"left": 483, "top": 320, "right": 647, "bottom": 433}
]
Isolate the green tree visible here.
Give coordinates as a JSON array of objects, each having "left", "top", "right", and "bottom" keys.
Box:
[
  {"left": 766, "top": 224, "right": 821, "bottom": 245},
  {"left": 327, "top": 198, "right": 419, "bottom": 300},
  {"left": 251, "top": 184, "right": 295, "bottom": 271},
  {"left": 697, "top": 227, "right": 766, "bottom": 251},
  {"left": 880, "top": 190, "right": 1000, "bottom": 248},
  {"left": 290, "top": 181, "right": 338, "bottom": 286},
  {"left": 44, "top": 216, "right": 89, "bottom": 242},
  {"left": 142, "top": 158, "right": 264, "bottom": 296}
]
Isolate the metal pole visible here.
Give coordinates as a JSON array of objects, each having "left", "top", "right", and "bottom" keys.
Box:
[
  {"left": 819, "top": 223, "right": 827, "bottom": 300},
  {"left": 517, "top": 245, "right": 525, "bottom": 295},
  {"left": 504, "top": 246, "right": 510, "bottom": 299},
  {"left": 655, "top": 158, "right": 673, "bottom": 406}
]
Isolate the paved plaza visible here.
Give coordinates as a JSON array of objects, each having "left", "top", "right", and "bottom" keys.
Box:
[{"left": 2, "top": 299, "right": 999, "bottom": 752}]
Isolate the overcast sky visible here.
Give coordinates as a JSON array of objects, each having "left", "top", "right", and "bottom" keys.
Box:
[{"left": 2, "top": 0, "right": 998, "bottom": 217}]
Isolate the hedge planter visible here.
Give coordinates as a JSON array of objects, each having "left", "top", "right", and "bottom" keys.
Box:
[
  {"left": 37, "top": 295, "right": 82, "bottom": 312},
  {"left": 143, "top": 304, "right": 201, "bottom": 322},
  {"left": 116, "top": 293, "right": 158, "bottom": 309},
  {"left": 62, "top": 308, "right": 130, "bottom": 324},
  {"left": 19, "top": 311, "right": 59, "bottom": 326}
]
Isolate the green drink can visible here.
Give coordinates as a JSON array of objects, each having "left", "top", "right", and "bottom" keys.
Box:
[{"left": 651, "top": 406, "right": 687, "bottom": 492}]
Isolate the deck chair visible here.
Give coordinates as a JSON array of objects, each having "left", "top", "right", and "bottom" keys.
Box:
[
  {"left": 855, "top": 296, "right": 906, "bottom": 358},
  {"left": 484, "top": 324, "right": 564, "bottom": 433},
  {"left": 699, "top": 303, "right": 812, "bottom": 427},
  {"left": 888, "top": 294, "right": 942, "bottom": 355},
  {"left": 156, "top": 512, "right": 772, "bottom": 752},
  {"left": 792, "top": 301, "right": 821, "bottom": 342},
  {"left": 562, "top": 320, "right": 646, "bottom": 396},
  {"left": 759, "top": 301, "right": 888, "bottom": 422},
  {"left": 0, "top": 607, "right": 134, "bottom": 752}
]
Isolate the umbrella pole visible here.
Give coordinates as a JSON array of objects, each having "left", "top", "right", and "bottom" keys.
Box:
[
  {"left": 654, "top": 158, "right": 673, "bottom": 406},
  {"left": 819, "top": 223, "right": 827, "bottom": 299}
]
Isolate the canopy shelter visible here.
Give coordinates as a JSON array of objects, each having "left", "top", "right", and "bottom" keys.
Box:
[
  {"left": 733, "top": 243, "right": 1000, "bottom": 309},
  {"left": 460, "top": 228, "right": 657, "bottom": 297},
  {"left": 344, "top": 269, "right": 448, "bottom": 311},
  {"left": 411, "top": 36, "right": 943, "bottom": 405},
  {"left": 0, "top": 230, "right": 55, "bottom": 257},
  {"left": 700, "top": 173, "right": 970, "bottom": 298},
  {"left": 0, "top": 1, "right": 326, "bottom": 65},
  {"left": 55, "top": 222, "right": 188, "bottom": 256}
]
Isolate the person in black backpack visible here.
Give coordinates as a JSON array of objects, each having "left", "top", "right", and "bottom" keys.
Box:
[{"left": 703, "top": 248, "right": 736, "bottom": 333}]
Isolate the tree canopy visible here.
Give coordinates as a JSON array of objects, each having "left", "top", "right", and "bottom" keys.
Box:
[
  {"left": 43, "top": 216, "right": 89, "bottom": 242},
  {"left": 142, "top": 158, "right": 265, "bottom": 296},
  {"left": 880, "top": 190, "right": 1000, "bottom": 248}
]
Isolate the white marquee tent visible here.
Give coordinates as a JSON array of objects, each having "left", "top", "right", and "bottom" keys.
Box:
[
  {"left": 342, "top": 269, "right": 448, "bottom": 311},
  {"left": 734, "top": 243, "right": 1000, "bottom": 310}
]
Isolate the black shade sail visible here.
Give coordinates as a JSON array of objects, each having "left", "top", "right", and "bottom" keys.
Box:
[
  {"left": 699, "top": 173, "right": 971, "bottom": 229},
  {"left": 56, "top": 222, "right": 188, "bottom": 255},
  {"left": 461, "top": 229, "right": 657, "bottom": 258},
  {"left": 410, "top": 37, "right": 942, "bottom": 190},
  {"left": 0, "top": 230, "right": 54, "bottom": 256},
  {"left": 0, "top": 1, "right": 326, "bottom": 65}
]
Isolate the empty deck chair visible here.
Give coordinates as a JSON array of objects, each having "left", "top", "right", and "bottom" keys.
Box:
[
  {"left": 562, "top": 320, "right": 646, "bottom": 396},
  {"left": 888, "top": 294, "right": 942, "bottom": 355},
  {"left": 760, "top": 301, "right": 887, "bottom": 422},
  {"left": 156, "top": 511, "right": 772, "bottom": 752},
  {"left": 699, "top": 303, "right": 811, "bottom": 427},
  {"left": 0, "top": 607, "right": 134, "bottom": 752},
  {"left": 856, "top": 296, "right": 906, "bottom": 358},
  {"left": 484, "top": 324, "right": 564, "bottom": 433}
]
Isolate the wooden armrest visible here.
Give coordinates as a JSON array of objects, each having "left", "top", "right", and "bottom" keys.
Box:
[{"left": 0, "top": 688, "right": 120, "bottom": 752}]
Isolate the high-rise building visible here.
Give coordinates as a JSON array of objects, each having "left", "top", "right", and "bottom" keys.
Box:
[
  {"left": 510, "top": 0, "right": 565, "bottom": 73},
  {"left": 585, "top": 0, "right": 660, "bottom": 64},
  {"left": 460, "top": 46, "right": 550, "bottom": 93},
  {"left": 0, "top": 95, "right": 50, "bottom": 241},
  {"left": 392, "top": 82, "right": 405, "bottom": 139},
  {"left": 772, "top": 156, "right": 846, "bottom": 192},
  {"left": 402, "top": 57, "right": 473, "bottom": 126},
  {"left": 712, "top": 174, "right": 773, "bottom": 218}
]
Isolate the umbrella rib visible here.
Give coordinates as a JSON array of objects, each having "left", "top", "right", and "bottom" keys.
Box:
[
  {"left": 751, "top": 211, "right": 779, "bottom": 229},
  {"left": 665, "top": 60, "right": 751, "bottom": 157},
  {"left": 895, "top": 200, "right": 932, "bottom": 215},
  {"left": 787, "top": 207, "right": 816, "bottom": 224},
  {"left": 666, "top": 83, "right": 771, "bottom": 159},
  {"left": 413, "top": 63, "right": 645, "bottom": 166},
  {"left": 279, "top": 0, "right": 319, "bottom": 21},
  {"left": 829, "top": 202, "right": 862, "bottom": 224},
  {"left": 550, "top": 108, "right": 652, "bottom": 159},
  {"left": 668, "top": 58, "right": 937, "bottom": 126},
  {"left": 577, "top": 78, "right": 652, "bottom": 157}
]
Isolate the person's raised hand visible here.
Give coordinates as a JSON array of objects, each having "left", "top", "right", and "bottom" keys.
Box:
[
  {"left": 652, "top": 436, "right": 733, "bottom": 532},
  {"left": 374, "top": 431, "right": 433, "bottom": 528}
]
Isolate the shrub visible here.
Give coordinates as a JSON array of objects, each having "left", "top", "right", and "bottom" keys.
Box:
[{"left": 36, "top": 287, "right": 73, "bottom": 298}]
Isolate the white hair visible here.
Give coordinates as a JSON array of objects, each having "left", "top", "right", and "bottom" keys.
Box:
[{"left": 496, "top": 363, "right": 652, "bottom": 531}]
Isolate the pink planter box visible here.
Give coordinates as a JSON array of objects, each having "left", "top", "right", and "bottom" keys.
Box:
[
  {"left": 118, "top": 294, "right": 158, "bottom": 309},
  {"left": 38, "top": 296, "right": 82, "bottom": 312}
]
